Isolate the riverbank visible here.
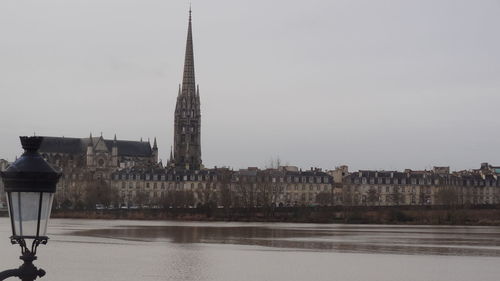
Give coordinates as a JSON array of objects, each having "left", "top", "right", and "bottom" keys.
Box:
[{"left": 47, "top": 206, "right": 500, "bottom": 226}]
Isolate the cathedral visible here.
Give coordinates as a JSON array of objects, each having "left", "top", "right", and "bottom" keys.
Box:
[{"left": 35, "top": 10, "right": 203, "bottom": 175}]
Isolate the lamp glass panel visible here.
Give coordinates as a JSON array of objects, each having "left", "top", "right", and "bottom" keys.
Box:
[
  {"left": 6, "top": 192, "right": 20, "bottom": 236},
  {"left": 9, "top": 192, "right": 42, "bottom": 237},
  {"left": 38, "top": 193, "right": 54, "bottom": 236}
]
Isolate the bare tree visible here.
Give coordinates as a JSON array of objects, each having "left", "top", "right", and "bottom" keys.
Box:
[
  {"left": 315, "top": 192, "right": 333, "bottom": 206},
  {"left": 342, "top": 186, "right": 354, "bottom": 206},
  {"left": 134, "top": 190, "right": 150, "bottom": 208},
  {"left": 235, "top": 181, "right": 256, "bottom": 208},
  {"left": 83, "top": 178, "right": 120, "bottom": 209},
  {"left": 435, "top": 186, "right": 460, "bottom": 207},
  {"left": 217, "top": 169, "right": 234, "bottom": 208},
  {"left": 391, "top": 186, "right": 404, "bottom": 206},
  {"left": 366, "top": 188, "right": 379, "bottom": 206}
]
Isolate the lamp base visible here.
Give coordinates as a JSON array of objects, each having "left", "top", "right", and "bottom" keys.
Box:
[{"left": 0, "top": 253, "right": 45, "bottom": 281}]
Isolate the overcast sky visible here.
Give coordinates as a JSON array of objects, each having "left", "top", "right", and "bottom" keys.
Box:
[{"left": 0, "top": 0, "right": 499, "bottom": 171}]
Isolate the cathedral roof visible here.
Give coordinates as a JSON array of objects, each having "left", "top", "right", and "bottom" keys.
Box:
[
  {"left": 39, "top": 137, "right": 83, "bottom": 154},
  {"left": 104, "top": 139, "right": 152, "bottom": 157},
  {"left": 39, "top": 136, "right": 152, "bottom": 157}
]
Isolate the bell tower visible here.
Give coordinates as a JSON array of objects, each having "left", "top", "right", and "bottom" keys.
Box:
[{"left": 173, "top": 8, "right": 202, "bottom": 171}]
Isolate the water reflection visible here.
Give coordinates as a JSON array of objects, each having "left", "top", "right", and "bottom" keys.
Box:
[{"left": 70, "top": 224, "right": 500, "bottom": 257}]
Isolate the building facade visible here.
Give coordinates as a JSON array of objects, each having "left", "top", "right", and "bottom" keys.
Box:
[
  {"left": 110, "top": 166, "right": 336, "bottom": 208},
  {"left": 342, "top": 164, "right": 500, "bottom": 206}
]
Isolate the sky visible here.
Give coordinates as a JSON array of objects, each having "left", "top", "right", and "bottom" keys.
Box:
[{"left": 0, "top": 0, "right": 499, "bottom": 172}]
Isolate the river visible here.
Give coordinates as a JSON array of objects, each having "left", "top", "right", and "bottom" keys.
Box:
[{"left": 1, "top": 218, "right": 500, "bottom": 281}]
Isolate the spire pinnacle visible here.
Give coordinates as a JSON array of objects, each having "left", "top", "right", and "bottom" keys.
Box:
[
  {"left": 181, "top": 7, "right": 195, "bottom": 96},
  {"left": 88, "top": 132, "right": 93, "bottom": 146},
  {"left": 153, "top": 137, "right": 158, "bottom": 148}
]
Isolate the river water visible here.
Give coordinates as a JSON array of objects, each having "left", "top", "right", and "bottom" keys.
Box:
[{"left": 1, "top": 218, "right": 500, "bottom": 281}]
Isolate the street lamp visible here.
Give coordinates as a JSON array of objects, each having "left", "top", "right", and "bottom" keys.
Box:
[{"left": 0, "top": 136, "right": 61, "bottom": 281}]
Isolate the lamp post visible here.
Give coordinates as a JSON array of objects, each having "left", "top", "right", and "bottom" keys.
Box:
[{"left": 0, "top": 136, "right": 61, "bottom": 281}]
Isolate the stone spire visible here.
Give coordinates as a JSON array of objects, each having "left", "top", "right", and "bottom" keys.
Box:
[
  {"left": 172, "top": 8, "right": 202, "bottom": 171},
  {"left": 182, "top": 7, "right": 196, "bottom": 97}
]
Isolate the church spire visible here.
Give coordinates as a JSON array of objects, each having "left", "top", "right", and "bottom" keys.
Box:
[
  {"left": 182, "top": 8, "right": 196, "bottom": 96},
  {"left": 173, "top": 8, "right": 202, "bottom": 171}
]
